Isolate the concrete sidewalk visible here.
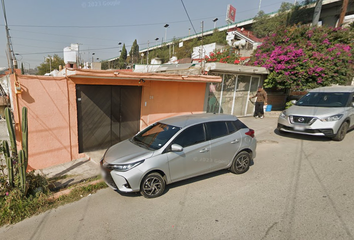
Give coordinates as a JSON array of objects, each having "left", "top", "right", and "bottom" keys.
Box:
[
  {"left": 36, "top": 111, "right": 281, "bottom": 190},
  {"left": 35, "top": 150, "right": 105, "bottom": 190}
]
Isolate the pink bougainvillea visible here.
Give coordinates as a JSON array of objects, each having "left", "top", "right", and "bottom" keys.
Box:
[{"left": 248, "top": 25, "right": 354, "bottom": 90}]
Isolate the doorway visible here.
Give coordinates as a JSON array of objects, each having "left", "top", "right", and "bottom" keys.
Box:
[{"left": 76, "top": 85, "right": 142, "bottom": 153}]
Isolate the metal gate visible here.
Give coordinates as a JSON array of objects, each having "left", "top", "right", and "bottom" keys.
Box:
[{"left": 76, "top": 85, "right": 141, "bottom": 153}]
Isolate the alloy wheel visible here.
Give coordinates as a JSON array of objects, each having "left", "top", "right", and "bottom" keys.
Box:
[{"left": 141, "top": 173, "right": 165, "bottom": 198}]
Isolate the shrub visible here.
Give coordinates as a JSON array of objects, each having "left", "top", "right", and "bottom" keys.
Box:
[
  {"left": 204, "top": 47, "right": 241, "bottom": 64},
  {"left": 248, "top": 25, "right": 354, "bottom": 90}
]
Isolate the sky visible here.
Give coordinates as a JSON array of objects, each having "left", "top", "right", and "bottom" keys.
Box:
[{"left": 0, "top": 0, "right": 297, "bottom": 70}]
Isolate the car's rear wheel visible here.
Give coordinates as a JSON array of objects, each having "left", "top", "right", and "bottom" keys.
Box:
[
  {"left": 140, "top": 172, "right": 165, "bottom": 198},
  {"left": 231, "top": 151, "right": 251, "bottom": 174},
  {"left": 332, "top": 122, "right": 349, "bottom": 141}
]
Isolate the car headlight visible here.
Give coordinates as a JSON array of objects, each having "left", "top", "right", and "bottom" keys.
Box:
[
  {"left": 279, "top": 111, "right": 287, "bottom": 119},
  {"left": 108, "top": 160, "right": 144, "bottom": 172},
  {"left": 321, "top": 114, "right": 343, "bottom": 122}
]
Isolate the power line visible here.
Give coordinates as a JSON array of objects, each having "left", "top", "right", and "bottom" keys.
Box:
[
  {"left": 0, "top": 1, "right": 288, "bottom": 30},
  {"left": 180, "top": 0, "right": 197, "bottom": 35},
  {"left": 11, "top": 29, "right": 122, "bottom": 43},
  {"left": 3, "top": 19, "right": 190, "bottom": 29},
  {"left": 20, "top": 45, "right": 127, "bottom": 56}
]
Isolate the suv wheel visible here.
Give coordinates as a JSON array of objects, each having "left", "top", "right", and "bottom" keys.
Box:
[
  {"left": 332, "top": 122, "right": 349, "bottom": 141},
  {"left": 140, "top": 173, "right": 165, "bottom": 198}
]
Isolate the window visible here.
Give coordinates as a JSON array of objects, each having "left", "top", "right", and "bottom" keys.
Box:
[
  {"left": 205, "top": 121, "right": 228, "bottom": 140},
  {"left": 296, "top": 92, "right": 350, "bottom": 107},
  {"left": 132, "top": 123, "right": 181, "bottom": 150},
  {"left": 226, "top": 121, "right": 237, "bottom": 134},
  {"left": 172, "top": 124, "right": 206, "bottom": 148},
  {"left": 232, "top": 120, "right": 247, "bottom": 130}
]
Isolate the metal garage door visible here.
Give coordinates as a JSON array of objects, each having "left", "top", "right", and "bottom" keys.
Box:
[{"left": 76, "top": 85, "right": 141, "bottom": 153}]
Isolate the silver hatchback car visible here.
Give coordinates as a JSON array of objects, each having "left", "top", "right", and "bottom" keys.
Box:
[
  {"left": 101, "top": 113, "right": 257, "bottom": 198},
  {"left": 277, "top": 86, "right": 354, "bottom": 141}
]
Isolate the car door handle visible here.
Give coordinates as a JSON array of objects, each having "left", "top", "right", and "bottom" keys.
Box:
[
  {"left": 231, "top": 139, "right": 239, "bottom": 144},
  {"left": 199, "top": 148, "right": 209, "bottom": 153}
]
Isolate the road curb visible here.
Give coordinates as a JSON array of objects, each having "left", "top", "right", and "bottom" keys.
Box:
[{"left": 50, "top": 178, "right": 104, "bottom": 200}]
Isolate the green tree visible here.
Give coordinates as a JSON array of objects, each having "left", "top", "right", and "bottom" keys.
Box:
[
  {"left": 252, "top": 3, "right": 295, "bottom": 38},
  {"left": 118, "top": 44, "right": 128, "bottom": 69},
  {"left": 101, "top": 60, "right": 109, "bottom": 70},
  {"left": 203, "top": 29, "right": 227, "bottom": 45},
  {"left": 248, "top": 25, "right": 354, "bottom": 90},
  {"left": 129, "top": 39, "right": 140, "bottom": 64},
  {"left": 37, "top": 54, "right": 65, "bottom": 75},
  {"left": 252, "top": 11, "right": 277, "bottom": 38},
  {"left": 278, "top": 2, "right": 293, "bottom": 13},
  {"left": 288, "top": 4, "right": 314, "bottom": 26}
]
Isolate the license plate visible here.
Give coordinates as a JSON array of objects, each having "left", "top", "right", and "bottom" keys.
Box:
[{"left": 294, "top": 125, "right": 305, "bottom": 131}]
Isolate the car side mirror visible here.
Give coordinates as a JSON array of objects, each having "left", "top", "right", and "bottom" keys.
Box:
[
  {"left": 351, "top": 102, "right": 354, "bottom": 107},
  {"left": 291, "top": 100, "right": 297, "bottom": 105},
  {"left": 171, "top": 144, "right": 183, "bottom": 152}
]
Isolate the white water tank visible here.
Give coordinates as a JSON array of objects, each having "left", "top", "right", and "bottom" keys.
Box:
[{"left": 64, "top": 46, "right": 77, "bottom": 64}]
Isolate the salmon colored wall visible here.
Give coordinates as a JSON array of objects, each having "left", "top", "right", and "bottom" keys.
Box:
[
  {"left": 11, "top": 74, "right": 81, "bottom": 170},
  {"left": 140, "top": 81, "right": 206, "bottom": 128},
  {"left": 11, "top": 74, "right": 209, "bottom": 169}
]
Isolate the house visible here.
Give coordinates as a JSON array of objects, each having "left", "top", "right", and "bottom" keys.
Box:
[
  {"left": 203, "top": 62, "right": 287, "bottom": 114},
  {"left": 135, "top": 62, "right": 275, "bottom": 116},
  {"left": 5, "top": 69, "right": 221, "bottom": 170}
]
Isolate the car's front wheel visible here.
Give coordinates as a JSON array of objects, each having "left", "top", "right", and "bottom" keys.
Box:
[
  {"left": 332, "top": 122, "right": 348, "bottom": 141},
  {"left": 231, "top": 151, "right": 251, "bottom": 174},
  {"left": 140, "top": 172, "right": 165, "bottom": 198}
]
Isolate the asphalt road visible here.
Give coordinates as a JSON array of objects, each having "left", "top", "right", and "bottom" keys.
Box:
[{"left": 1, "top": 114, "right": 354, "bottom": 240}]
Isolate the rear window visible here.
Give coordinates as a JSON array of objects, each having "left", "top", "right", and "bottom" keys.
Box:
[
  {"left": 230, "top": 120, "right": 248, "bottom": 131},
  {"left": 226, "top": 121, "right": 238, "bottom": 134}
]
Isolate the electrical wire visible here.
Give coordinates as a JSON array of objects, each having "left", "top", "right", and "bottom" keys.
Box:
[{"left": 180, "top": 0, "right": 197, "bottom": 35}]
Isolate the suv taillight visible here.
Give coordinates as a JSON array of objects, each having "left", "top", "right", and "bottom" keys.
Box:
[{"left": 245, "top": 129, "right": 255, "bottom": 138}]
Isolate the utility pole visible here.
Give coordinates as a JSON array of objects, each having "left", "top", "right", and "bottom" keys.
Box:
[
  {"left": 200, "top": 21, "right": 204, "bottom": 61},
  {"left": 146, "top": 40, "right": 149, "bottom": 72},
  {"left": 200, "top": 21, "right": 204, "bottom": 75},
  {"left": 258, "top": 0, "right": 262, "bottom": 12},
  {"left": 2, "top": 0, "right": 16, "bottom": 72},
  {"left": 312, "top": 0, "right": 323, "bottom": 27},
  {"left": 337, "top": 0, "right": 349, "bottom": 27}
]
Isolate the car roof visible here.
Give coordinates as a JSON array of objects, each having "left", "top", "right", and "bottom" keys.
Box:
[
  {"left": 159, "top": 113, "right": 238, "bottom": 128},
  {"left": 309, "top": 86, "right": 354, "bottom": 93}
]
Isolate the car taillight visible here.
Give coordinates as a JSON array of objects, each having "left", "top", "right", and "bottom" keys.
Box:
[{"left": 245, "top": 129, "right": 255, "bottom": 138}]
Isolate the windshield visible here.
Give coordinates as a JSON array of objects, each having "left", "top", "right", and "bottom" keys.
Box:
[
  {"left": 131, "top": 123, "right": 181, "bottom": 150},
  {"left": 296, "top": 92, "right": 350, "bottom": 107}
]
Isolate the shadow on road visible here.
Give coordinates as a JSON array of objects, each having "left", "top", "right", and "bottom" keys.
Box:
[{"left": 114, "top": 165, "right": 254, "bottom": 198}]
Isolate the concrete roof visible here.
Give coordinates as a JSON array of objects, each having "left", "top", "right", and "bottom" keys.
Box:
[{"left": 205, "top": 62, "right": 269, "bottom": 75}]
